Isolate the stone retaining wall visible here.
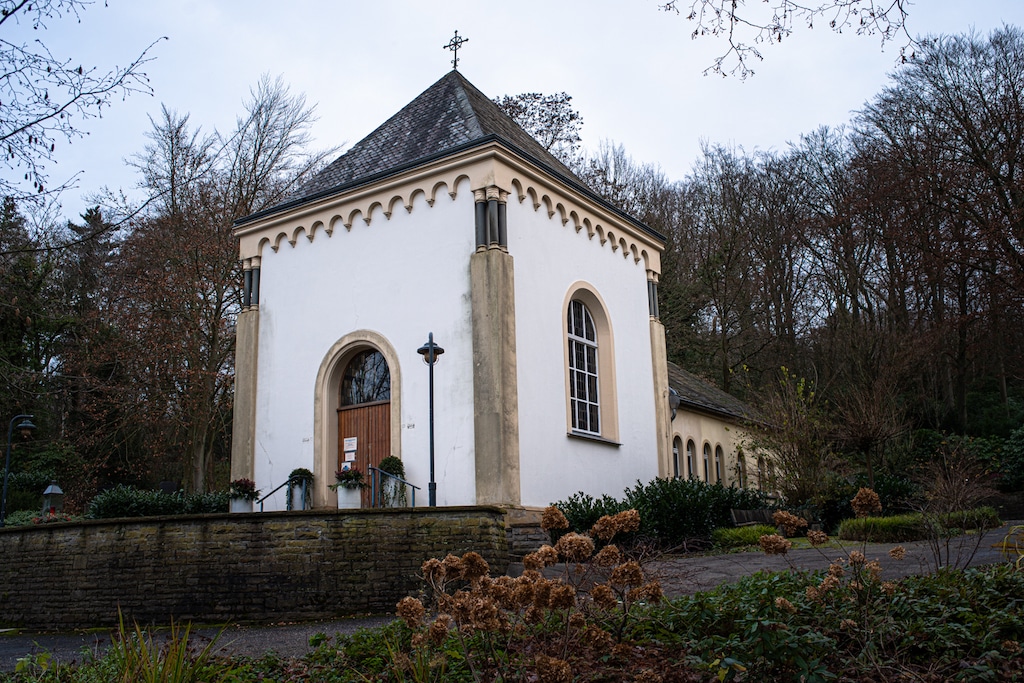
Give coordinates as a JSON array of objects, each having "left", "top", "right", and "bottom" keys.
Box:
[{"left": 0, "top": 507, "right": 508, "bottom": 630}]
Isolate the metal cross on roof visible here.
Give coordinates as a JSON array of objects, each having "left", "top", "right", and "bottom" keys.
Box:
[{"left": 443, "top": 30, "right": 469, "bottom": 70}]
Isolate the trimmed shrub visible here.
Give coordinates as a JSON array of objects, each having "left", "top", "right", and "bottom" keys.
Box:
[
  {"left": 554, "top": 478, "right": 769, "bottom": 548},
  {"left": 838, "top": 507, "right": 1001, "bottom": 542},
  {"left": 85, "top": 485, "right": 229, "bottom": 519},
  {"left": 712, "top": 524, "right": 777, "bottom": 549}
]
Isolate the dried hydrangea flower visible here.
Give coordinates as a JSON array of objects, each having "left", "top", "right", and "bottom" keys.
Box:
[
  {"left": 774, "top": 596, "right": 797, "bottom": 614},
  {"left": 554, "top": 532, "right": 595, "bottom": 563},
  {"left": 848, "top": 550, "right": 866, "bottom": 566},
  {"left": 773, "top": 510, "right": 808, "bottom": 536},
  {"left": 593, "top": 544, "right": 622, "bottom": 567},
  {"left": 396, "top": 596, "right": 425, "bottom": 629},
  {"left": 889, "top": 545, "right": 906, "bottom": 561},
  {"left": 610, "top": 560, "right": 644, "bottom": 588},
  {"left": 591, "top": 583, "right": 619, "bottom": 610},
  {"left": 851, "top": 488, "right": 882, "bottom": 518},
  {"left": 541, "top": 505, "right": 569, "bottom": 531},
  {"left": 807, "top": 530, "right": 829, "bottom": 546},
  {"left": 536, "top": 654, "right": 572, "bottom": 683},
  {"left": 759, "top": 533, "right": 792, "bottom": 555}
]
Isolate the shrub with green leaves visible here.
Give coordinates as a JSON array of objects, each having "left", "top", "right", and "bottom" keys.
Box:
[
  {"left": 554, "top": 477, "right": 769, "bottom": 548},
  {"left": 85, "top": 485, "right": 229, "bottom": 519},
  {"left": 645, "top": 563, "right": 1024, "bottom": 682}
]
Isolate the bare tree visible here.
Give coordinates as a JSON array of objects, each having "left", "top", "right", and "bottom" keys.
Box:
[
  {"left": 493, "top": 91, "right": 584, "bottom": 166},
  {"left": 661, "top": 0, "right": 911, "bottom": 77},
  {"left": 0, "top": 0, "right": 163, "bottom": 199}
]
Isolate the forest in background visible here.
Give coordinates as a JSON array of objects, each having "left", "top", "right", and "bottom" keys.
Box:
[{"left": 2, "top": 24, "right": 1024, "bottom": 508}]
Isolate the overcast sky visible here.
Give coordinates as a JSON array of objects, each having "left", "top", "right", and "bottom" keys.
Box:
[{"left": 10, "top": 0, "right": 1024, "bottom": 223}]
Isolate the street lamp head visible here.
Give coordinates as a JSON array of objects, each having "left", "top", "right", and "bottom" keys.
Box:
[
  {"left": 417, "top": 332, "right": 444, "bottom": 365},
  {"left": 15, "top": 417, "right": 36, "bottom": 440}
]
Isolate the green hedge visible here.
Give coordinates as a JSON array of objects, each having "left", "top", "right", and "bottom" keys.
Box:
[
  {"left": 85, "top": 485, "right": 229, "bottom": 519},
  {"left": 838, "top": 507, "right": 1001, "bottom": 542},
  {"left": 554, "top": 477, "right": 769, "bottom": 548},
  {"left": 712, "top": 524, "right": 778, "bottom": 549}
]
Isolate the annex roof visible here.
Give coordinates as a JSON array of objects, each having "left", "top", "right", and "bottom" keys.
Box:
[
  {"left": 235, "top": 71, "right": 662, "bottom": 243},
  {"left": 668, "top": 361, "right": 757, "bottom": 423}
]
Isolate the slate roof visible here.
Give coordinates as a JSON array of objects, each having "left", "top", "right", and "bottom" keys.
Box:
[
  {"left": 235, "top": 71, "right": 660, "bottom": 242},
  {"left": 668, "top": 361, "right": 757, "bottom": 423}
]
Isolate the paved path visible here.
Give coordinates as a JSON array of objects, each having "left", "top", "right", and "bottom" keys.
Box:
[{"left": 1, "top": 522, "right": 1019, "bottom": 672}]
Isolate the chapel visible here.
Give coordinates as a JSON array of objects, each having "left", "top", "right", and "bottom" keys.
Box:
[{"left": 229, "top": 70, "right": 754, "bottom": 511}]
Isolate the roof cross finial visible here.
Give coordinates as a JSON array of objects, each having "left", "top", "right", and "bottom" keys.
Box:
[{"left": 443, "top": 30, "right": 468, "bottom": 70}]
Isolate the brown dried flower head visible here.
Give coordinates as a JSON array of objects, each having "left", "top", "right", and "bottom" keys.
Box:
[
  {"left": 554, "top": 532, "right": 596, "bottom": 563},
  {"left": 524, "top": 545, "right": 559, "bottom": 571},
  {"left": 584, "top": 625, "right": 614, "bottom": 651},
  {"left": 591, "top": 583, "right": 619, "bottom": 610},
  {"left": 628, "top": 581, "right": 664, "bottom": 604},
  {"left": 881, "top": 581, "right": 897, "bottom": 596},
  {"left": 441, "top": 553, "right": 465, "bottom": 580},
  {"left": 840, "top": 618, "right": 857, "bottom": 630},
  {"left": 536, "top": 654, "right": 572, "bottom": 683},
  {"left": 889, "top": 545, "right": 906, "bottom": 561},
  {"left": 759, "top": 533, "right": 792, "bottom": 555},
  {"left": 421, "top": 557, "right": 445, "bottom": 584},
  {"left": 851, "top": 487, "right": 882, "bottom": 518},
  {"left": 548, "top": 583, "right": 577, "bottom": 610},
  {"left": 774, "top": 596, "right": 797, "bottom": 614},
  {"left": 773, "top": 510, "right": 809, "bottom": 536},
  {"left": 541, "top": 505, "right": 570, "bottom": 531},
  {"left": 610, "top": 560, "right": 644, "bottom": 588},
  {"left": 593, "top": 544, "right": 622, "bottom": 567},
  {"left": 569, "top": 612, "right": 586, "bottom": 630},
  {"left": 848, "top": 550, "right": 866, "bottom": 566},
  {"left": 428, "top": 614, "right": 452, "bottom": 645},
  {"left": 807, "top": 530, "right": 829, "bottom": 546},
  {"left": 461, "top": 551, "right": 490, "bottom": 583},
  {"left": 396, "top": 596, "right": 426, "bottom": 629},
  {"left": 865, "top": 560, "right": 883, "bottom": 581},
  {"left": 828, "top": 562, "right": 845, "bottom": 579}
]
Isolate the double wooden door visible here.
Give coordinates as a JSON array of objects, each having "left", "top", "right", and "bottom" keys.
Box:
[{"left": 338, "top": 400, "right": 390, "bottom": 506}]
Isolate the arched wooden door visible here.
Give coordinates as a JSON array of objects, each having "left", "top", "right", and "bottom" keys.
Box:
[{"left": 337, "top": 349, "right": 391, "bottom": 507}]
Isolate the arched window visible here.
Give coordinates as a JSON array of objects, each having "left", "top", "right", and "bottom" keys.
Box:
[
  {"left": 702, "top": 443, "right": 711, "bottom": 483},
  {"left": 568, "top": 299, "right": 600, "bottom": 434},
  {"left": 686, "top": 440, "right": 695, "bottom": 479},
  {"left": 714, "top": 445, "right": 723, "bottom": 483},
  {"left": 672, "top": 437, "right": 682, "bottom": 478},
  {"left": 340, "top": 349, "right": 391, "bottom": 406},
  {"left": 737, "top": 450, "right": 748, "bottom": 488},
  {"left": 757, "top": 456, "right": 766, "bottom": 491}
]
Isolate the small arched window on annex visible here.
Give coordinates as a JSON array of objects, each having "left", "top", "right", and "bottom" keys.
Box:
[
  {"left": 314, "top": 331, "right": 402, "bottom": 508},
  {"left": 563, "top": 283, "right": 618, "bottom": 444},
  {"left": 672, "top": 436, "right": 682, "bottom": 479},
  {"left": 702, "top": 442, "right": 711, "bottom": 483},
  {"left": 714, "top": 445, "right": 724, "bottom": 484},
  {"left": 686, "top": 439, "right": 696, "bottom": 479},
  {"left": 736, "top": 448, "right": 748, "bottom": 488}
]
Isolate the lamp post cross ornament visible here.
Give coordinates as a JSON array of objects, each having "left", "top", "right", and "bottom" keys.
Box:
[{"left": 443, "top": 30, "right": 468, "bottom": 70}]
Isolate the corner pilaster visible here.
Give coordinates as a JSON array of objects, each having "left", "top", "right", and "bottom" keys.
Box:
[
  {"left": 470, "top": 247, "right": 521, "bottom": 506},
  {"left": 648, "top": 271, "right": 671, "bottom": 478},
  {"left": 231, "top": 260, "right": 260, "bottom": 487}
]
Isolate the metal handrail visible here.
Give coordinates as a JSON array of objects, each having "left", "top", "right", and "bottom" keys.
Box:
[
  {"left": 368, "top": 466, "right": 420, "bottom": 508},
  {"left": 257, "top": 475, "right": 309, "bottom": 512}
]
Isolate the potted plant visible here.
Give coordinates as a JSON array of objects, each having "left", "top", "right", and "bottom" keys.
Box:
[
  {"left": 287, "top": 468, "right": 314, "bottom": 511},
  {"left": 331, "top": 466, "right": 365, "bottom": 509},
  {"left": 377, "top": 456, "right": 407, "bottom": 507},
  {"left": 229, "top": 478, "right": 260, "bottom": 513}
]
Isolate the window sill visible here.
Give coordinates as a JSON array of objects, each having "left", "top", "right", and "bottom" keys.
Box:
[{"left": 567, "top": 431, "right": 621, "bottom": 447}]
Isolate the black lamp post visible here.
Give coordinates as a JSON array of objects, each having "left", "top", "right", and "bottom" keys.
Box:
[
  {"left": 417, "top": 333, "right": 444, "bottom": 506},
  {"left": 1, "top": 414, "right": 37, "bottom": 527}
]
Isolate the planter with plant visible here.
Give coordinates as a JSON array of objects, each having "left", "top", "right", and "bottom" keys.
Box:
[
  {"left": 377, "top": 456, "right": 407, "bottom": 507},
  {"left": 331, "top": 466, "right": 365, "bottom": 509},
  {"left": 229, "top": 478, "right": 260, "bottom": 513},
  {"left": 287, "top": 468, "right": 314, "bottom": 511}
]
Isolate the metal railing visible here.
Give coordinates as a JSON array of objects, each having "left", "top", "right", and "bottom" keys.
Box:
[
  {"left": 257, "top": 475, "right": 311, "bottom": 512},
  {"left": 368, "top": 466, "right": 420, "bottom": 508}
]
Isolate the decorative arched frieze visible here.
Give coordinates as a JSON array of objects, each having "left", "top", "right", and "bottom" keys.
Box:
[
  {"left": 345, "top": 208, "right": 362, "bottom": 230},
  {"left": 504, "top": 173, "right": 663, "bottom": 276},
  {"left": 365, "top": 201, "right": 384, "bottom": 225}
]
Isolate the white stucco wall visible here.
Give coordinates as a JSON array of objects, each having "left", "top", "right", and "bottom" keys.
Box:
[
  {"left": 251, "top": 183, "right": 478, "bottom": 510},
  {"left": 507, "top": 196, "right": 661, "bottom": 507}
]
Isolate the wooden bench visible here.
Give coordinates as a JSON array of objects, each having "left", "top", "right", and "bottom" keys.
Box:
[{"left": 730, "top": 509, "right": 775, "bottom": 527}]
